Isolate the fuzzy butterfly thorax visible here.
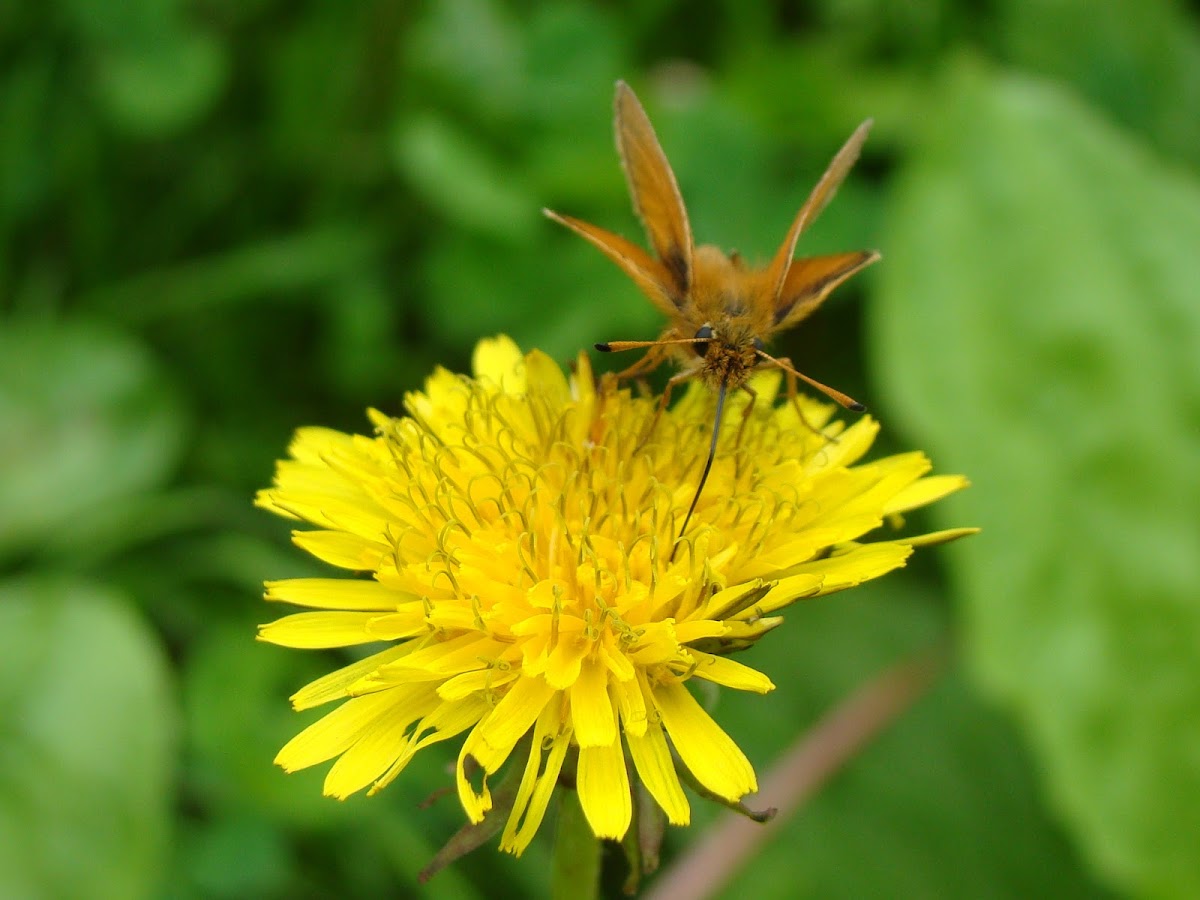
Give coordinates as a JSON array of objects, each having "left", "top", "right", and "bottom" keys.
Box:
[{"left": 668, "top": 244, "right": 782, "bottom": 388}]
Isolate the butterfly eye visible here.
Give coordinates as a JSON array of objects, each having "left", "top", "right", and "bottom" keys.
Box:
[
  {"left": 752, "top": 337, "right": 765, "bottom": 352},
  {"left": 694, "top": 325, "right": 714, "bottom": 357}
]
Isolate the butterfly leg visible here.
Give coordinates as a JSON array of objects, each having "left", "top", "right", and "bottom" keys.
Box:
[
  {"left": 774, "top": 357, "right": 839, "bottom": 444},
  {"left": 635, "top": 367, "right": 695, "bottom": 451},
  {"left": 615, "top": 345, "right": 667, "bottom": 381},
  {"left": 735, "top": 382, "right": 757, "bottom": 447},
  {"left": 732, "top": 382, "right": 759, "bottom": 479}
]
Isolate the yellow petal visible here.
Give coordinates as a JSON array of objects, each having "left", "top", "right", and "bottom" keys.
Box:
[
  {"left": 673, "top": 620, "right": 727, "bottom": 644},
  {"left": 693, "top": 579, "right": 773, "bottom": 620},
  {"left": 265, "top": 578, "right": 411, "bottom": 611},
  {"left": 370, "top": 693, "right": 491, "bottom": 795},
  {"left": 720, "top": 617, "right": 784, "bottom": 643},
  {"left": 899, "top": 527, "right": 981, "bottom": 547},
  {"left": 324, "top": 694, "right": 438, "bottom": 799},
  {"left": 506, "top": 727, "right": 571, "bottom": 855},
  {"left": 254, "top": 488, "right": 301, "bottom": 520},
  {"left": 524, "top": 349, "right": 570, "bottom": 404},
  {"left": 807, "top": 416, "right": 878, "bottom": 470},
  {"left": 688, "top": 650, "right": 775, "bottom": 693},
  {"left": 365, "top": 609, "right": 429, "bottom": 640},
  {"left": 744, "top": 367, "right": 783, "bottom": 403},
  {"left": 543, "top": 633, "right": 590, "bottom": 689},
  {"left": 504, "top": 704, "right": 559, "bottom": 840},
  {"left": 628, "top": 621, "right": 682, "bottom": 667},
  {"left": 422, "top": 602, "right": 485, "bottom": 632},
  {"left": 752, "top": 572, "right": 824, "bottom": 615},
  {"left": 577, "top": 739, "right": 632, "bottom": 840},
  {"left": 570, "top": 657, "right": 616, "bottom": 748},
  {"left": 570, "top": 350, "right": 596, "bottom": 404},
  {"left": 457, "top": 726, "right": 492, "bottom": 823},
  {"left": 378, "top": 632, "right": 504, "bottom": 681},
  {"left": 501, "top": 703, "right": 570, "bottom": 855},
  {"left": 653, "top": 680, "right": 756, "bottom": 800},
  {"left": 257, "top": 611, "right": 383, "bottom": 648},
  {"left": 408, "top": 367, "right": 464, "bottom": 422},
  {"left": 285, "top": 425, "right": 360, "bottom": 463},
  {"left": 802, "top": 542, "right": 914, "bottom": 596},
  {"left": 472, "top": 335, "right": 525, "bottom": 390},
  {"left": 275, "top": 689, "right": 414, "bottom": 772},
  {"left": 438, "top": 668, "right": 518, "bottom": 701},
  {"left": 474, "top": 676, "right": 555, "bottom": 770},
  {"left": 266, "top": 491, "right": 390, "bottom": 537},
  {"left": 626, "top": 718, "right": 690, "bottom": 826},
  {"left": 291, "top": 530, "right": 389, "bottom": 571},
  {"left": 598, "top": 640, "right": 636, "bottom": 682},
  {"left": 411, "top": 694, "right": 492, "bottom": 754},
  {"left": 882, "top": 474, "right": 970, "bottom": 516},
  {"left": 289, "top": 643, "right": 417, "bottom": 710},
  {"left": 612, "top": 676, "right": 648, "bottom": 738}
]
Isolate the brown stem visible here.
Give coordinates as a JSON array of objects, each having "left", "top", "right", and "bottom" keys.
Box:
[{"left": 645, "top": 643, "right": 949, "bottom": 900}]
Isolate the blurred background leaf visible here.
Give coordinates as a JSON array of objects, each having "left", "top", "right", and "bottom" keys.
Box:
[
  {"left": 2, "top": 0, "right": 1197, "bottom": 896},
  {"left": 0, "top": 579, "right": 175, "bottom": 899},
  {"left": 0, "top": 320, "right": 185, "bottom": 563},
  {"left": 713, "top": 582, "right": 1108, "bottom": 899},
  {"left": 871, "top": 63, "right": 1200, "bottom": 898}
]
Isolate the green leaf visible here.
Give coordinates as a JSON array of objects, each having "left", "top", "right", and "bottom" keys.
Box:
[
  {"left": 392, "top": 114, "right": 538, "bottom": 242},
  {"left": 0, "top": 60, "right": 55, "bottom": 223},
  {"left": 871, "top": 64, "right": 1200, "bottom": 898},
  {"left": 721, "top": 673, "right": 1108, "bottom": 900},
  {"left": 96, "top": 30, "right": 228, "bottom": 137},
  {"left": 421, "top": 231, "right": 659, "bottom": 360},
  {"left": 180, "top": 813, "right": 292, "bottom": 898},
  {"left": 82, "top": 226, "right": 383, "bottom": 321},
  {"left": 712, "top": 582, "right": 1104, "bottom": 898},
  {"left": 404, "top": 0, "right": 526, "bottom": 121},
  {"left": 550, "top": 789, "right": 600, "bottom": 900},
  {"left": 183, "top": 622, "right": 353, "bottom": 828},
  {"left": 60, "top": 0, "right": 182, "bottom": 47},
  {"left": 0, "top": 577, "right": 176, "bottom": 899},
  {"left": 0, "top": 320, "right": 186, "bottom": 562},
  {"left": 997, "top": 0, "right": 1200, "bottom": 168}
]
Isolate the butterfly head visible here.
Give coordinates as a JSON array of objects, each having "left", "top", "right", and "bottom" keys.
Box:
[{"left": 689, "top": 322, "right": 764, "bottom": 391}]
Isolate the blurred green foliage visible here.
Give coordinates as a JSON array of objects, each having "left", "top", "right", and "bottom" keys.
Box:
[{"left": 1, "top": 0, "right": 1197, "bottom": 897}]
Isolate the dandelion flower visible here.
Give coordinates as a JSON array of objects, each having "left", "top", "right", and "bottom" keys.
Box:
[{"left": 256, "top": 336, "right": 971, "bottom": 856}]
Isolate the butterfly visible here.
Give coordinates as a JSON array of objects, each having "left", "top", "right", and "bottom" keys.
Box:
[{"left": 543, "top": 80, "right": 879, "bottom": 550}]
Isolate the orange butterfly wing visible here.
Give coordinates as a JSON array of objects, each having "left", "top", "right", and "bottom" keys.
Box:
[
  {"left": 763, "top": 119, "right": 875, "bottom": 321},
  {"left": 613, "top": 81, "right": 694, "bottom": 302},
  {"left": 541, "top": 209, "right": 681, "bottom": 317},
  {"left": 772, "top": 250, "right": 880, "bottom": 330}
]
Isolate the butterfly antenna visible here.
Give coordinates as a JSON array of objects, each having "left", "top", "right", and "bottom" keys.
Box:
[
  {"left": 755, "top": 348, "right": 865, "bottom": 411},
  {"left": 596, "top": 336, "right": 711, "bottom": 353},
  {"left": 671, "top": 379, "right": 728, "bottom": 562}
]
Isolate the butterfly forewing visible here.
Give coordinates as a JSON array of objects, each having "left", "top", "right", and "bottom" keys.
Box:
[
  {"left": 541, "top": 209, "right": 681, "bottom": 317},
  {"left": 614, "top": 81, "right": 694, "bottom": 301},
  {"left": 764, "top": 119, "right": 875, "bottom": 305}
]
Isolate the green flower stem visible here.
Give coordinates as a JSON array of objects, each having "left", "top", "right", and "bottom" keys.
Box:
[{"left": 551, "top": 787, "right": 600, "bottom": 900}]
